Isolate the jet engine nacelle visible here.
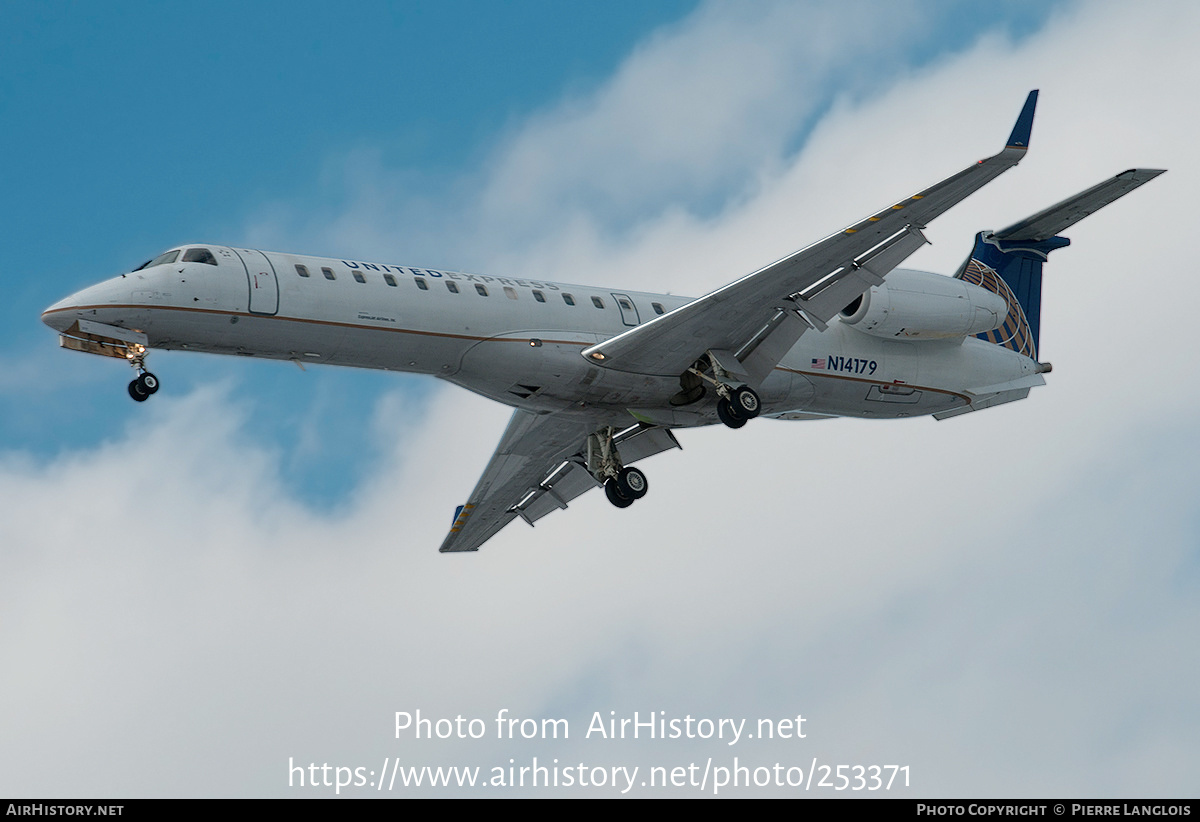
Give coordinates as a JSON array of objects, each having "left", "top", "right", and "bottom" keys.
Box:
[{"left": 838, "top": 268, "right": 1008, "bottom": 340}]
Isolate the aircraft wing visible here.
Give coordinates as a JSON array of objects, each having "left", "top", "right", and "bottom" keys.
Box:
[
  {"left": 439, "top": 409, "right": 681, "bottom": 553},
  {"left": 581, "top": 90, "right": 1040, "bottom": 385}
]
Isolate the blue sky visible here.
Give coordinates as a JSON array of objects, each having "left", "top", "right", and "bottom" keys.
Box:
[{"left": 3, "top": 0, "right": 1198, "bottom": 798}]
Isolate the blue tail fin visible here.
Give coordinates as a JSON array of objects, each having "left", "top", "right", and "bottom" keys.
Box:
[{"left": 956, "top": 233, "right": 1069, "bottom": 361}]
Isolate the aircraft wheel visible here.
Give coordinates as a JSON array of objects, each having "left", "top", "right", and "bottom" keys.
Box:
[
  {"left": 128, "top": 379, "right": 150, "bottom": 402},
  {"left": 604, "top": 479, "right": 635, "bottom": 508},
  {"left": 717, "top": 398, "right": 746, "bottom": 429},
  {"left": 731, "top": 385, "right": 760, "bottom": 419},
  {"left": 616, "top": 466, "right": 648, "bottom": 500},
  {"left": 138, "top": 372, "right": 160, "bottom": 394}
]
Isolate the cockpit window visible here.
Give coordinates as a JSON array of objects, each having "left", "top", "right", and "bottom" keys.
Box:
[
  {"left": 135, "top": 250, "right": 180, "bottom": 270},
  {"left": 182, "top": 247, "right": 218, "bottom": 266}
]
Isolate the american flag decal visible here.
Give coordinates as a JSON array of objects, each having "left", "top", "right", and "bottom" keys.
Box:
[{"left": 811, "top": 358, "right": 826, "bottom": 369}]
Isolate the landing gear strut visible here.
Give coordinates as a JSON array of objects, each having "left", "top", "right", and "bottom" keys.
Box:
[
  {"left": 124, "top": 344, "right": 160, "bottom": 403},
  {"left": 588, "top": 428, "right": 650, "bottom": 509}
]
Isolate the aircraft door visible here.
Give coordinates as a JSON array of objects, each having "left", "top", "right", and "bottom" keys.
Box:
[
  {"left": 233, "top": 249, "right": 280, "bottom": 315},
  {"left": 611, "top": 293, "right": 640, "bottom": 327}
]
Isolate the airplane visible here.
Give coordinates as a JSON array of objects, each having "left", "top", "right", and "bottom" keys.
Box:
[{"left": 41, "top": 90, "right": 1162, "bottom": 553}]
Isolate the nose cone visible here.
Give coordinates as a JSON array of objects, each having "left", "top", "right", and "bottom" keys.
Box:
[
  {"left": 41, "top": 278, "right": 131, "bottom": 332},
  {"left": 41, "top": 292, "right": 82, "bottom": 332}
]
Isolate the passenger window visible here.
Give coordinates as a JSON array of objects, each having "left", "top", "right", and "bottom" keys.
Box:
[
  {"left": 503, "top": 286, "right": 518, "bottom": 300},
  {"left": 183, "top": 248, "right": 218, "bottom": 266},
  {"left": 591, "top": 296, "right": 605, "bottom": 309},
  {"left": 532, "top": 290, "right": 545, "bottom": 303},
  {"left": 446, "top": 282, "right": 460, "bottom": 294},
  {"left": 415, "top": 277, "right": 429, "bottom": 291},
  {"left": 353, "top": 271, "right": 367, "bottom": 284},
  {"left": 383, "top": 273, "right": 397, "bottom": 287},
  {"left": 617, "top": 298, "right": 632, "bottom": 311},
  {"left": 563, "top": 293, "right": 575, "bottom": 306},
  {"left": 652, "top": 302, "right": 665, "bottom": 315},
  {"left": 322, "top": 267, "right": 336, "bottom": 280},
  {"left": 475, "top": 284, "right": 489, "bottom": 297},
  {"left": 295, "top": 264, "right": 310, "bottom": 278}
]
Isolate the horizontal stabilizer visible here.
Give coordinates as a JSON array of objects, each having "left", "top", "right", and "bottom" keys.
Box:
[{"left": 996, "top": 168, "right": 1165, "bottom": 241}]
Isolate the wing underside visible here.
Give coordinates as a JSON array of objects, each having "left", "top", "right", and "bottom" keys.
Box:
[{"left": 438, "top": 410, "right": 681, "bottom": 553}]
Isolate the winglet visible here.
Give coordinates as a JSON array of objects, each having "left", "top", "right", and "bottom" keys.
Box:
[{"left": 1006, "top": 89, "right": 1038, "bottom": 150}]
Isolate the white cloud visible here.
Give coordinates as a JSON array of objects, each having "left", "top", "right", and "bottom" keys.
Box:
[{"left": 4, "top": 0, "right": 1199, "bottom": 797}]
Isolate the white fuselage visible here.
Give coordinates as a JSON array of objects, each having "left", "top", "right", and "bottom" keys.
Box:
[{"left": 41, "top": 245, "right": 1040, "bottom": 425}]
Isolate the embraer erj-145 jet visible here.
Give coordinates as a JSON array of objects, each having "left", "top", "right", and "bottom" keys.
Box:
[{"left": 42, "top": 91, "right": 1161, "bottom": 553}]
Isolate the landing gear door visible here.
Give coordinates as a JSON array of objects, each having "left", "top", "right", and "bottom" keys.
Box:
[
  {"left": 234, "top": 249, "right": 280, "bottom": 315},
  {"left": 611, "top": 293, "right": 640, "bottom": 327}
]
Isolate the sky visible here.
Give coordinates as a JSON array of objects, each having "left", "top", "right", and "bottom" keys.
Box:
[{"left": 1, "top": 0, "right": 1197, "bottom": 798}]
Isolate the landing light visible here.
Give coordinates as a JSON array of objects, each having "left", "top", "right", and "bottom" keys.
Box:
[{"left": 590, "top": 352, "right": 606, "bottom": 361}]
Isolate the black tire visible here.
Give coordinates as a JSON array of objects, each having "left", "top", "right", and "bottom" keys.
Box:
[
  {"left": 139, "top": 372, "right": 160, "bottom": 394},
  {"left": 732, "top": 385, "right": 760, "bottom": 419},
  {"left": 717, "top": 398, "right": 746, "bottom": 429},
  {"left": 604, "top": 479, "right": 635, "bottom": 508},
  {"left": 616, "top": 466, "right": 648, "bottom": 500},
  {"left": 128, "top": 380, "right": 149, "bottom": 402}
]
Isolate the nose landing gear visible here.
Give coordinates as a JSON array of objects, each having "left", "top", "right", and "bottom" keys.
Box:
[
  {"left": 127, "top": 371, "right": 160, "bottom": 402},
  {"left": 124, "top": 345, "right": 160, "bottom": 403}
]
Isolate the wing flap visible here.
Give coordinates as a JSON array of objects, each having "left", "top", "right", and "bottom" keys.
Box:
[
  {"left": 439, "top": 410, "right": 598, "bottom": 553},
  {"left": 514, "top": 461, "right": 597, "bottom": 524},
  {"left": 508, "top": 423, "right": 682, "bottom": 525},
  {"left": 439, "top": 414, "right": 682, "bottom": 553}
]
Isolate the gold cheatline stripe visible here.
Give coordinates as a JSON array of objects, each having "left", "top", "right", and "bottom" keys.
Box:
[
  {"left": 44, "top": 305, "right": 592, "bottom": 347},
  {"left": 777, "top": 367, "right": 971, "bottom": 404}
]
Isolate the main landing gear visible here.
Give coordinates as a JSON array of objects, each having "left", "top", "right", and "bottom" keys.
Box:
[
  {"left": 716, "top": 384, "right": 760, "bottom": 429},
  {"left": 588, "top": 428, "right": 650, "bottom": 510},
  {"left": 124, "top": 345, "right": 160, "bottom": 403},
  {"left": 684, "top": 353, "right": 762, "bottom": 429},
  {"left": 603, "top": 466, "right": 649, "bottom": 508}
]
